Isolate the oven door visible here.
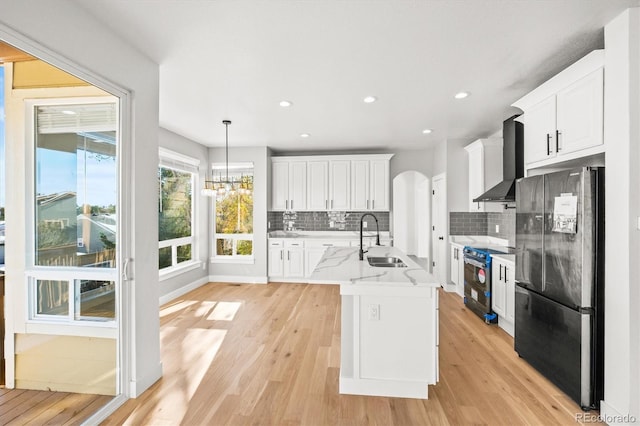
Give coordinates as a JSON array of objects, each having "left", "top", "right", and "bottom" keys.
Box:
[{"left": 463, "top": 256, "right": 496, "bottom": 322}]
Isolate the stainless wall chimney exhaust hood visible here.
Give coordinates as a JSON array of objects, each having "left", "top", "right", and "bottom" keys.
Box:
[{"left": 473, "top": 115, "right": 524, "bottom": 203}]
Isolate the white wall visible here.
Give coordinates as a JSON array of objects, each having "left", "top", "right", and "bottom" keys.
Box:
[
  {"left": 1, "top": 0, "right": 162, "bottom": 397},
  {"left": 392, "top": 171, "right": 430, "bottom": 258},
  {"left": 208, "top": 146, "right": 268, "bottom": 282},
  {"left": 446, "top": 139, "right": 471, "bottom": 213},
  {"left": 601, "top": 7, "right": 640, "bottom": 422},
  {"left": 158, "top": 128, "right": 210, "bottom": 300}
]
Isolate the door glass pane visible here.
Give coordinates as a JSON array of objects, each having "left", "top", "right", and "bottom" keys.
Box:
[
  {"left": 34, "top": 103, "right": 117, "bottom": 268},
  {"left": 75, "top": 279, "right": 115, "bottom": 320},
  {"left": 36, "top": 279, "right": 68, "bottom": 316}
]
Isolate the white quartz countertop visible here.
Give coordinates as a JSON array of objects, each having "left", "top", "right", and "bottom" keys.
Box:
[
  {"left": 491, "top": 253, "right": 515, "bottom": 263},
  {"left": 308, "top": 246, "right": 440, "bottom": 287},
  {"left": 269, "top": 230, "right": 391, "bottom": 240}
]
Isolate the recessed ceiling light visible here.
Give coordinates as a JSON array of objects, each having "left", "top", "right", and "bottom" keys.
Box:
[
  {"left": 422, "top": 129, "right": 433, "bottom": 134},
  {"left": 62, "top": 110, "right": 76, "bottom": 115},
  {"left": 454, "top": 92, "right": 469, "bottom": 99},
  {"left": 279, "top": 100, "right": 293, "bottom": 107},
  {"left": 363, "top": 96, "right": 377, "bottom": 103},
  {"left": 300, "top": 133, "right": 310, "bottom": 138}
]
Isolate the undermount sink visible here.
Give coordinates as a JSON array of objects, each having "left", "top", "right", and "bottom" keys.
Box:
[{"left": 367, "top": 256, "right": 407, "bottom": 268}]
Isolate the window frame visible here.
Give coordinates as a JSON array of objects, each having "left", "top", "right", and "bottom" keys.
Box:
[
  {"left": 158, "top": 148, "right": 201, "bottom": 279},
  {"left": 24, "top": 96, "right": 119, "bottom": 331},
  {"left": 210, "top": 162, "right": 255, "bottom": 264}
]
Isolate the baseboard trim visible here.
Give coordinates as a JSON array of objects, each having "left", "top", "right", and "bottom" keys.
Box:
[
  {"left": 208, "top": 275, "right": 268, "bottom": 284},
  {"left": 159, "top": 276, "right": 209, "bottom": 305},
  {"left": 598, "top": 400, "right": 638, "bottom": 425},
  {"left": 129, "top": 361, "right": 162, "bottom": 398}
]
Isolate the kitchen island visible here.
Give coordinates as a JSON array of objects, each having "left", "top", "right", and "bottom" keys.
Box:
[{"left": 309, "top": 246, "right": 441, "bottom": 399}]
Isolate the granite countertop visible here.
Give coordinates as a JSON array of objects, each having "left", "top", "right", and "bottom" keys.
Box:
[{"left": 308, "top": 246, "right": 440, "bottom": 287}]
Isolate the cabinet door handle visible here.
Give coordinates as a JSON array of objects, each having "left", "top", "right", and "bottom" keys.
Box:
[
  {"left": 499, "top": 264, "right": 503, "bottom": 280},
  {"left": 505, "top": 267, "right": 508, "bottom": 282},
  {"left": 288, "top": 251, "right": 290, "bottom": 261},
  {"left": 286, "top": 200, "right": 289, "bottom": 210},
  {"left": 556, "top": 130, "right": 561, "bottom": 152},
  {"left": 280, "top": 251, "right": 283, "bottom": 260},
  {"left": 331, "top": 200, "right": 333, "bottom": 209},
  {"left": 372, "top": 200, "right": 375, "bottom": 209},
  {"left": 291, "top": 200, "right": 294, "bottom": 210},
  {"left": 546, "top": 133, "right": 551, "bottom": 155},
  {"left": 367, "top": 199, "right": 369, "bottom": 209},
  {"left": 322, "top": 243, "right": 333, "bottom": 247},
  {"left": 325, "top": 200, "right": 328, "bottom": 209}
]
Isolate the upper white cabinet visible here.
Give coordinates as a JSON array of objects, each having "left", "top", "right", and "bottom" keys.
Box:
[
  {"left": 307, "top": 160, "right": 329, "bottom": 210},
  {"left": 513, "top": 50, "right": 604, "bottom": 169},
  {"left": 350, "top": 158, "right": 391, "bottom": 211},
  {"left": 369, "top": 159, "right": 390, "bottom": 210},
  {"left": 464, "top": 138, "right": 503, "bottom": 212},
  {"left": 271, "top": 160, "right": 307, "bottom": 211},
  {"left": 271, "top": 154, "right": 393, "bottom": 211},
  {"left": 329, "top": 160, "right": 351, "bottom": 210}
]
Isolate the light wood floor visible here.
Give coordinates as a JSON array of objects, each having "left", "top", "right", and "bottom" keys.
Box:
[
  {"left": 100, "top": 282, "right": 601, "bottom": 426},
  {"left": 0, "top": 387, "right": 112, "bottom": 425}
]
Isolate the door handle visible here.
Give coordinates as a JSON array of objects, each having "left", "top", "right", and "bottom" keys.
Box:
[
  {"left": 556, "top": 130, "right": 561, "bottom": 152},
  {"left": 505, "top": 267, "right": 508, "bottom": 282},
  {"left": 499, "top": 264, "right": 503, "bottom": 280},
  {"left": 122, "top": 258, "right": 132, "bottom": 281},
  {"left": 438, "top": 236, "right": 444, "bottom": 240},
  {"left": 546, "top": 133, "right": 551, "bottom": 155}
]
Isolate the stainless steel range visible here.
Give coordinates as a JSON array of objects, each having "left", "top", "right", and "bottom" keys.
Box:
[{"left": 463, "top": 246, "right": 514, "bottom": 324}]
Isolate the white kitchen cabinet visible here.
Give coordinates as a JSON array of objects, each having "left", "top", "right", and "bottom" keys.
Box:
[
  {"left": 268, "top": 240, "right": 285, "bottom": 278},
  {"left": 464, "top": 138, "right": 503, "bottom": 213},
  {"left": 449, "top": 243, "right": 464, "bottom": 296},
  {"left": 491, "top": 257, "right": 515, "bottom": 337},
  {"left": 350, "top": 160, "right": 369, "bottom": 210},
  {"left": 523, "top": 96, "right": 557, "bottom": 164},
  {"left": 271, "top": 160, "right": 307, "bottom": 211},
  {"left": 268, "top": 239, "right": 305, "bottom": 279},
  {"left": 307, "top": 160, "right": 329, "bottom": 210},
  {"left": 329, "top": 160, "right": 351, "bottom": 210},
  {"left": 305, "top": 240, "right": 351, "bottom": 277},
  {"left": 513, "top": 50, "right": 604, "bottom": 169},
  {"left": 284, "top": 241, "right": 305, "bottom": 278},
  {"left": 369, "top": 159, "right": 390, "bottom": 210}
]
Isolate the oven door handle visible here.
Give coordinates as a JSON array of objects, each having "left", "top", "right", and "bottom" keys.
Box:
[{"left": 463, "top": 257, "right": 486, "bottom": 269}]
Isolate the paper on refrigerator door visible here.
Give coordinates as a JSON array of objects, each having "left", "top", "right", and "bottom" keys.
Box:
[{"left": 552, "top": 194, "right": 578, "bottom": 234}]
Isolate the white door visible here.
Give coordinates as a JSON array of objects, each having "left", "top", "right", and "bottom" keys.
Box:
[
  {"left": 307, "top": 161, "right": 329, "bottom": 210},
  {"left": 431, "top": 173, "right": 447, "bottom": 283}
]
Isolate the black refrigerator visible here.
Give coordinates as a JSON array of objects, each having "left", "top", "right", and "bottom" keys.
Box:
[{"left": 514, "top": 167, "right": 604, "bottom": 410}]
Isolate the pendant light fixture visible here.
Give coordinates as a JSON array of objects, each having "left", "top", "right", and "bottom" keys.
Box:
[{"left": 202, "top": 120, "right": 253, "bottom": 197}]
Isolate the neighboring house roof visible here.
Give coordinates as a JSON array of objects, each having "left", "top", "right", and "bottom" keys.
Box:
[{"left": 37, "top": 191, "right": 76, "bottom": 206}]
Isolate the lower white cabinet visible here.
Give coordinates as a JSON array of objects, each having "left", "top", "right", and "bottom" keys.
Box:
[
  {"left": 491, "top": 257, "right": 515, "bottom": 336},
  {"left": 305, "top": 240, "right": 351, "bottom": 277},
  {"left": 268, "top": 239, "right": 305, "bottom": 279},
  {"left": 449, "top": 244, "right": 465, "bottom": 296}
]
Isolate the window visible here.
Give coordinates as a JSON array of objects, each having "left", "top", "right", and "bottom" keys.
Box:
[
  {"left": 213, "top": 163, "right": 254, "bottom": 261},
  {"left": 158, "top": 148, "right": 198, "bottom": 272},
  {"left": 28, "top": 98, "right": 118, "bottom": 324}
]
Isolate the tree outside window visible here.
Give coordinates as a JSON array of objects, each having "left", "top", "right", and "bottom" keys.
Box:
[
  {"left": 213, "top": 164, "right": 253, "bottom": 258},
  {"left": 158, "top": 164, "right": 194, "bottom": 270}
]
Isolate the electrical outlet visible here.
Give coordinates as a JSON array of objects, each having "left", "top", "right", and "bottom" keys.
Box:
[
  {"left": 329, "top": 221, "right": 335, "bottom": 228},
  {"left": 495, "top": 224, "right": 500, "bottom": 233},
  {"left": 368, "top": 304, "right": 380, "bottom": 321},
  {"left": 363, "top": 221, "right": 368, "bottom": 228}
]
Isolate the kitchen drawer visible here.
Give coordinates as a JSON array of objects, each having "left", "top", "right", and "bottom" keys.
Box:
[
  {"left": 269, "top": 239, "right": 284, "bottom": 248},
  {"left": 284, "top": 240, "right": 305, "bottom": 248},
  {"left": 306, "top": 240, "right": 351, "bottom": 248}
]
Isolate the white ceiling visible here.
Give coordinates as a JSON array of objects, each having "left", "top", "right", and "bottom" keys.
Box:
[{"left": 74, "top": 0, "right": 640, "bottom": 152}]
